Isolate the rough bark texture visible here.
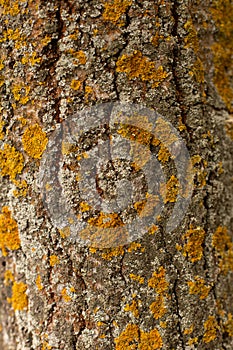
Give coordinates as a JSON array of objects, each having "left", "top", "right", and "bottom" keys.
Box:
[{"left": 0, "top": 0, "right": 233, "bottom": 349}]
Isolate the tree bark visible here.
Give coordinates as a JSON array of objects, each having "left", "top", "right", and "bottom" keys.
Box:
[{"left": 0, "top": 0, "right": 233, "bottom": 349}]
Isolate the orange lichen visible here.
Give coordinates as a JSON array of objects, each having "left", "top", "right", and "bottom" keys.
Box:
[
  {"left": 102, "top": 0, "right": 132, "bottom": 24},
  {"left": 21, "top": 52, "right": 41, "bottom": 66},
  {"left": 50, "top": 255, "right": 60, "bottom": 266},
  {"left": 150, "top": 294, "right": 167, "bottom": 319},
  {"left": 203, "top": 316, "right": 218, "bottom": 343},
  {"left": 11, "top": 83, "right": 30, "bottom": 105},
  {"left": 187, "top": 276, "right": 211, "bottom": 299},
  {"left": 61, "top": 288, "right": 72, "bottom": 302},
  {"left": 88, "top": 212, "right": 124, "bottom": 228},
  {"left": 22, "top": 124, "right": 48, "bottom": 159},
  {"left": 0, "top": 144, "right": 24, "bottom": 180},
  {"left": 129, "top": 273, "right": 145, "bottom": 285},
  {"left": 212, "top": 226, "right": 233, "bottom": 274},
  {"left": 150, "top": 33, "right": 164, "bottom": 47},
  {"left": 161, "top": 175, "right": 179, "bottom": 203},
  {"left": 224, "top": 313, "right": 233, "bottom": 337},
  {"left": 85, "top": 85, "right": 93, "bottom": 100},
  {"left": 127, "top": 242, "right": 144, "bottom": 253},
  {"left": 114, "top": 324, "right": 163, "bottom": 350},
  {"left": 13, "top": 179, "right": 28, "bottom": 197},
  {"left": 184, "top": 325, "right": 194, "bottom": 335},
  {"left": 211, "top": 0, "right": 233, "bottom": 112},
  {"left": 70, "top": 79, "right": 82, "bottom": 91},
  {"left": 182, "top": 226, "right": 205, "bottom": 262},
  {"left": 0, "top": 206, "right": 20, "bottom": 256},
  {"left": 124, "top": 299, "right": 139, "bottom": 318},
  {"left": 101, "top": 246, "right": 124, "bottom": 260},
  {"left": 148, "top": 224, "right": 159, "bottom": 235},
  {"left": 139, "top": 328, "right": 163, "bottom": 350},
  {"left": 114, "top": 323, "right": 139, "bottom": 349},
  {"left": 148, "top": 267, "right": 168, "bottom": 294},
  {"left": 116, "top": 50, "right": 168, "bottom": 87},
  {"left": 7, "top": 281, "right": 28, "bottom": 311},
  {"left": 4, "top": 270, "right": 14, "bottom": 286},
  {"left": 188, "top": 337, "right": 198, "bottom": 345},
  {"left": 157, "top": 144, "right": 170, "bottom": 163},
  {"left": 0, "top": 119, "right": 4, "bottom": 140},
  {"left": 41, "top": 341, "right": 52, "bottom": 350},
  {"left": 36, "top": 275, "right": 43, "bottom": 291}
]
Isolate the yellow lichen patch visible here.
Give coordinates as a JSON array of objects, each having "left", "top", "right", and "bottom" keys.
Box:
[
  {"left": 150, "top": 294, "right": 167, "bottom": 319},
  {"left": 148, "top": 267, "right": 168, "bottom": 294},
  {"left": 127, "top": 242, "right": 143, "bottom": 253},
  {"left": 41, "top": 341, "right": 52, "bottom": 350},
  {"left": 224, "top": 313, "right": 233, "bottom": 337},
  {"left": 0, "top": 28, "right": 26, "bottom": 49},
  {"left": 114, "top": 324, "right": 163, "bottom": 350},
  {"left": 73, "top": 50, "right": 86, "bottom": 64},
  {"left": 148, "top": 224, "right": 159, "bottom": 235},
  {"left": 139, "top": 328, "right": 163, "bottom": 350},
  {"left": 85, "top": 85, "right": 93, "bottom": 100},
  {"left": 160, "top": 175, "right": 179, "bottom": 203},
  {"left": 211, "top": 0, "right": 233, "bottom": 112},
  {"left": 36, "top": 275, "right": 43, "bottom": 291},
  {"left": 61, "top": 288, "right": 72, "bottom": 302},
  {"left": 13, "top": 179, "right": 28, "bottom": 197},
  {"left": 116, "top": 50, "right": 168, "bottom": 87},
  {"left": 203, "top": 316, "right": 218, "bottom": 343},
  {"left": 0, "top": 144, "right": 24, "bottom": 180},
  {"left": 187, "top": 276, "right": 211, "bottom": 300},
  {"left": 182, "top": 226, "right": 205, "bottom": 262},
  {"left": 11, "top": 83, "right": 30, "bottom": 105},
  {"left": 124, "top": 299, "right": 139, "bottom": 318},
  {"left": 21, "top": 52, "right": 41, "bottom": 66},
  {"left": 22, "top": 124, "right": 48, "bottom": 159},
  {"left": 184, "top": 325, "right": 194, "bottom": 335},
  {"left": 101, "top": 246, "right": 124, "bottom": 260},
  {"left": 129, "top": 273, "right": 145, "bottom": 285},
  {"left": 0, "top": 206, "right": 20, "bottom": 256},
  {"left": 0, "top": 119, "right": 4, "bottom": 140},
  {"left": 102, "top": 0, "right": 132, "bottom": 24},
  {"left": 158, "top": 144, "right": 170, "bottom": 163},
  {"left": 70, "top": 79, "right": 82, "bottom": 91},
  {"left": 114, "top": 323, "right": 139, "bottom": 349},
  {"left": 50, "top": 255, "right": 60, "bottom": 267},
  {"left": 188, "top": 337, "right": 198, "bottom": 345},
  {"left": 150, "top": 33, "right": 164, "bottom": 47},
  {"left": 4, "top": 270, "right": 14, "bottom": 286},
  {"left": 117, "top": 124, "right": 152, "bottom": 147},
  {"left": 212, "top": 226, "right": 233, "bottom": 274},
  {"left": 7, "top": 281, "right": 28, "bottom": 311},
  {"left": 88, "top": 212, "right": 124, "bottom": 228}
]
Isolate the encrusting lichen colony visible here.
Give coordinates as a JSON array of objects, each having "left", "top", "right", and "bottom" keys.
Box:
[{"left": 0, "top": 0, "right": 232, "bottom": 349}]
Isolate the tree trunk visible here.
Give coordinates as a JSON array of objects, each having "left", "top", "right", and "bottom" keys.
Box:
[{"left": 0, "top": 0, "right": 233, "bottom": 349}]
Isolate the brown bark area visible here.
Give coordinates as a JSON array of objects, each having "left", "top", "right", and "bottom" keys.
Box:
[{"left": 0, "top": 0, "right": 232, "bottom": 349}]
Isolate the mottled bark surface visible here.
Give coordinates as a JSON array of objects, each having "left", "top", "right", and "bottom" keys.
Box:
[{"left": 0, "top": 0, "right": 233, "bottom": 349}]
